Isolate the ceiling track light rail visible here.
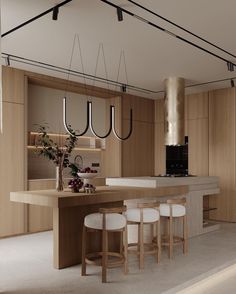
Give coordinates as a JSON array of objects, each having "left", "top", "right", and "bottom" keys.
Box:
[
  {"left": 100, "top": 0, "right": 236, "bottom": 71},
  {"left": 1, "top": 53, "right": 155, "bottom": 95},
  {"left": 126, "top": 0, "right": 236, "bottom": 60},
  {"left": 2, "top": 53, "right": 236, "bottom": 95},
  {"left": 1, "top": 0, "right": 72, "bottom": 38}
]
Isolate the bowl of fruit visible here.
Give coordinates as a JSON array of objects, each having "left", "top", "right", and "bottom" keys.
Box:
[
  {"left": 77, "top": 167, "right": 98, "bottom": 179},
  {"left": 77, "top": 167, "right": 98, "bottom": 187}
]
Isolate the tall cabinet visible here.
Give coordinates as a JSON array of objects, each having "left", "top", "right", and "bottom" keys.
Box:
[
  {"left": 209, "top": 88, "right": 236, "bottom": 222},
  {"left": 104, "top": 95, "right": 155, "bottom": 177},
  {"left": 0, "top": 67, "right": 27, "bottom": 237}
]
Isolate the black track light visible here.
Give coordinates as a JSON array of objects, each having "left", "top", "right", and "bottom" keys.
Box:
[
  {"left": 121, "top": 84, "right": 127, "bottom": 92},
  {"left": 227, "top": 61, "right": 234, "bottom": 72},
  {"left": 117, "top": 7, "right": 123, "bottom": 22},
  {"left": 52, "top": 6, "right": 59, "bottom": 20},
  {"left": 231, "top": 79, "right": 235, "bottom": 88},
  {"left": 5, "top": 55, "right": 10, "bottom": 66}
]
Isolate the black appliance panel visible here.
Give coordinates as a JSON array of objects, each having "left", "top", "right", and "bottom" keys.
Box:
[{"left": 166, "top": 137, "right": 188, "bottom": 175}]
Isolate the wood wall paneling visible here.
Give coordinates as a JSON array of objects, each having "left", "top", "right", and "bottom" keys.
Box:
[
  {"left": 123, "top": 95, "right": 154, "bottom": 123},
  {"left": 103, "top": 97, "right": 122, "bottom": 177},
  {"left": 188, "top": 118, "right": 209, "bottom": 176},
  {"left": 122, "top": 96, "right": 154, "bottom": 177},
  {"left": 0, "top": 102, "right": 26, "bottom": 236},
  {"left": 28, "top": 180, "right": 54, "bottom": 232},
  {"left": 154, "top": 100, "right": 165, "bottom": 175},
  {"left": 2, "top": 67, "right": 25, "bottom": 104},
  {"left": 154, "top": 122, "right": 165, "bottom": 175},
  {"left": 0, "top": 67, "right": 26, "bottom": 237},
  {"left": 122, "top": 120, "right": 154, "bottom": 176},
  {"left": 209, "top": 88, "right": 236, "bottom": 222},
  {"left": 186, "top": 92, "right": 209, "bottom": 120}
]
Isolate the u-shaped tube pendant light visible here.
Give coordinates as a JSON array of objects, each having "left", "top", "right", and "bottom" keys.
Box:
[{"left": 63, "top": 97, "right": 133, "bottom": 140}]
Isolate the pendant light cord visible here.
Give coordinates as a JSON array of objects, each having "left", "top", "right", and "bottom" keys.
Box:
[
  {"left": 93, "top": 43, "right": 110, "bottom": 90},
  {"left": 116, "top": 50, "right": 129, "bottom": 92}
]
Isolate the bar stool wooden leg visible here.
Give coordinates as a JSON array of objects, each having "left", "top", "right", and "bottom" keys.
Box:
[
  {"left": 183, "top": 215, "right": 188, "bottom": 254},
  {"left": 123, "top": 225, "right": 128, "bottom": 274},
  {"left": 139, "top": 222, "right": 144, "bottom": 269},
  {"left": 120, "top": 230, "right": 123, "bottom": 254},
  {"left": 102, "top": 229, "right": 108, "bottom": 283},
  {"left": 156, "top": 220, "right": 161, "bottom": 263},
  {"left": 81, "top": 225, "right": 87, "bottom": 276},
  {"left": 169, "top": 216, "right": 173, "bottom": 259},
  {"left": 138, "top": 224, "right": 141, "bottom": 255}
]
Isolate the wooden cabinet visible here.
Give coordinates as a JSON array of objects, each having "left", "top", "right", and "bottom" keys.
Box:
[
  {"left": 28, "top": 180, "right": 54, "bottom": 232},
  {"left": 209, "top": 88, "right": 236, "bottom": 222},
  {"left": 186, "top": 92, "right": 209, "bottom": 176},
  {"left": 104, "top": 95, "right": 155, "bottom": 177},
  {"left": 154, "top": 100, "right": 165, "bottom": 175},
  {"left": 122, "top": 96, "right": 154, "bottom": 177},
  {"left": 0, "top": 67, "right": 27, "bottom": 237}
]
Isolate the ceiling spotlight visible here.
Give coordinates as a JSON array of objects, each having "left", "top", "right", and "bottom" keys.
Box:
[
  {"left": 5, "top": 55, "right": 10, "bottom": 66},
  {"left": 231, "top": 79, "right": 235, "bottom": 88},
  {"left": 121, "top": 84, "right": 127, "bottom": 92},
  {"left": 52, "top": 6, "right": 59, "bottom": 20},
  {"left": 227, "top": 61, "right": 234, "bottom": 72},
  {"left": 117, "top": 7, "right": 123, "bottom": 22}
]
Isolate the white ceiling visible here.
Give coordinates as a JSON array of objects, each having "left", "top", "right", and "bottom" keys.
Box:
[{"left": 1, "top": 0, "right": 236, "bottom": 98}]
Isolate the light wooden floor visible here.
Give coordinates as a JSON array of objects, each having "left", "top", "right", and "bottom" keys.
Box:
[{"left": 1, "top": 223, "right": 236, "bottom": 294}]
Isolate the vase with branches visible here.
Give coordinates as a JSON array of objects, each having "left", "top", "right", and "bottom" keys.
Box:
[{"left": 35, "top": 124, "right": 78, "bottom": 191}]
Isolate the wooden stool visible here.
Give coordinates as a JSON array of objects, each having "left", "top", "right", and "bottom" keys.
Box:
[
  {"left": 125, "top": 202, "right": 161, "bottom": 269},
  {"left": 81, "top": 206, "right": 128, "bottom": 283},
  {"left": 160, "top": 198, "right": 188, "bottom": 259}
]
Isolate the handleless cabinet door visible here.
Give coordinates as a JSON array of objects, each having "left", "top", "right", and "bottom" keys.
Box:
[{"left": 209, "top": 88, "right": 236, "bottom": 222}]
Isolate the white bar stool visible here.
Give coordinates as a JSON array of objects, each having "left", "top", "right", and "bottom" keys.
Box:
[
  {"left": 160, "top": 198, "right": 188, "bottom": 259},
  {"left": 81, "top": 206, "right": 128, "bottom": 283},
  {"left": 125, "top": 202, "right": 161, "bottom": 269}
]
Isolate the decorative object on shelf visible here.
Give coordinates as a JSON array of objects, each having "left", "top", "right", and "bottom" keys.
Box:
[
  {"left": 68, "top": 177, "right": 83, "bottom": 193},
  {"left": 62, "top": 35, "right": 133, "bottom": 141},
  {"left": 35, "top": 124, "right": 78, "bottom": 192}
]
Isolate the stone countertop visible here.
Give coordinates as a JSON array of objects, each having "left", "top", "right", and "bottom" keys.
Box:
[{"left": 106, "top": 176, "right": 219, "bottom": 191}]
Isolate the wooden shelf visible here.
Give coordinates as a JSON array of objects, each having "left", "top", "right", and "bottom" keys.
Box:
[
  {"left": 27, "top": 146, "right": 102, "bottom": 152},
  {"left": 28, "top": 131, "right": 105, "bottom": 151}
]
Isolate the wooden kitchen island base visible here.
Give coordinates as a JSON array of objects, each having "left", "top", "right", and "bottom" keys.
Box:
[
  {"left": 10, "top": 185, "right": 188, "bottom": 269},
  {"left": 53, "top": 201, "right": 122, "bottom": 269}
]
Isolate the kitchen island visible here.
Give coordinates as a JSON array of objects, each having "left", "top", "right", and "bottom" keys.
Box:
[
  {"left": 106, "top": 176, "right": 220, "bottom": 239},
  {"left": 10, "top": 184, "right": 187, "bottom": 269}
]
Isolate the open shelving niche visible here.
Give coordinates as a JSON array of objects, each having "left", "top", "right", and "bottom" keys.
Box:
[{"left": 27, "top": 132, "right": 105, "bottom": 180}]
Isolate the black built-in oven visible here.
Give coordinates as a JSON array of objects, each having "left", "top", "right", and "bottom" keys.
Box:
[{"left": 166, "top": 136, "right": 188, "bottom": 175}]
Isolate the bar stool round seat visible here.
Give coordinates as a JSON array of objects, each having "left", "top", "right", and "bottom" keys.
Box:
[
  {"left": 81, "top": 206, "right": 128, "bottom": 283},
  {"left": 159, "top": 198, "right": 188, "bottom": 259},
  {"left": 85, "top": 212, "right": 126, "bottom": 230},
  {"left": 125, "top": 203, "right": 161, "bottom": 269},
  {"left": 126, "top": 208, "right": 160, "bottom": 223},
  {"left": 160, "top": 204, "right": 186, "bottom": 217}
]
